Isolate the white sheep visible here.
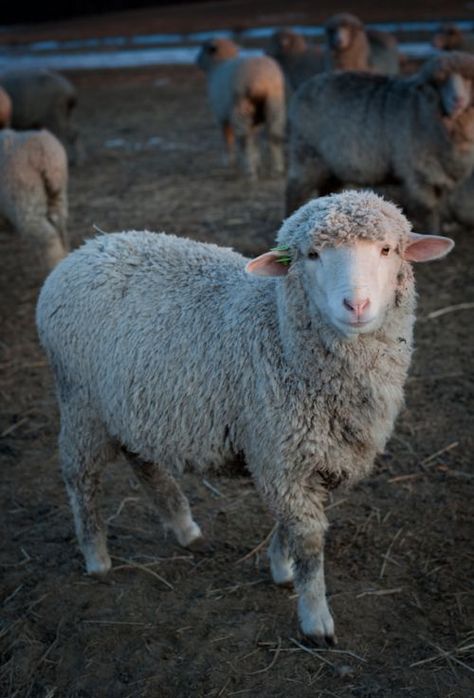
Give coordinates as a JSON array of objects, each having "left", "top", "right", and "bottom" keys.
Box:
[
  {"left": 286, "top": 52, "right": 474, "bottom": 229},
  {"left": 36, "top": 191, "right": 454, "bottom": 643},
  {"left": 0, "top": 128, "right": 68, "bottom": 270},
  {"left": 0, "top": 86, "right": 12, "bottom": 128},
  {"left": 196, "top": 38, "right": 285, "bottom": 179}
]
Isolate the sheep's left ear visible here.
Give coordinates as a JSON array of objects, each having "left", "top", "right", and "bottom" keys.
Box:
[
  {"left": 403, "top": 233, "right": 455, "bottom": 262},
  {"left": 245, "top": 251, "right": 290, "bottom": 277}
]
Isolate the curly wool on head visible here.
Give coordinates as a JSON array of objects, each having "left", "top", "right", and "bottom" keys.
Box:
[
  {"left": 277, "top": 190, "right": 412, "bottom": 254},
  {"left": 418, "top": 50, "right": 474, "bottom": 83}
]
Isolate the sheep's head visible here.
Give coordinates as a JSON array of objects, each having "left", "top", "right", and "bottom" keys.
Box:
[
  {"left": 246, "top": 191, "right": 454, "bottom": 339},
  {"left": 268, "top": 29, "right": 308, "bottom": 57},
  {"left": 196, "top": 39, "right": 240, "bottom": 71},
  {"left": 325, "top": 13, "right": 365, "bottom": 51},
  {"left": 432, "top": 24, "right": 464, "bottom": 51},
  {"left": 420, "top": 52, "right": 474, "bottom": 118}
]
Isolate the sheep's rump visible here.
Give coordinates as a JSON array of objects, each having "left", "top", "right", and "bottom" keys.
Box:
[{"left": 37, "top": 232, "right": 254, "bottom": 473}]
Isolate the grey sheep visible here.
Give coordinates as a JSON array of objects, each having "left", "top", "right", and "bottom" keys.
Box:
[
  {"left": 0, "top": 128, "right": 69, "bottom": 269},
  {"left": 286, "top": 52, "right": 474, "bottom": 229},
  {"left": 0, "top": 86, "right": 12, "bottom": 128},
  {"left": 267, "top": 29, "right": 325, "bottom": 91},
  {"left": 0, "top": 68, "right": 81, "bottom": 164},
  {"left": 196, "top": 38, "right": 285, "bottom": 179},
  {"left": 325, "top": 13, "right": 399, "bottom": 75},
  {"left": 36, "top": 190, "right": 454, "bottom": 643},
  {"left": 443, "top": 171, "right": 474, "bottom": 227}
]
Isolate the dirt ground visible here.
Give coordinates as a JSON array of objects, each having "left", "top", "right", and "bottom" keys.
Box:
[{"left": 1, "top": 7, "right": 474, "bottom": 698}]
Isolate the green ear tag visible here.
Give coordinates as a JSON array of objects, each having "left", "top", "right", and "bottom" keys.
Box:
[{"left": 271, "top": 244, "right": 292, "bottom": 265}]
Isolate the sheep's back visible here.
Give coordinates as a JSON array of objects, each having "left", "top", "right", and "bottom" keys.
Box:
[
  {"left": 36, "top": 232, "right": 263, "bottom": 469},
  {"left": 290, "top": 72, "right": 396, "bottom": 182}
]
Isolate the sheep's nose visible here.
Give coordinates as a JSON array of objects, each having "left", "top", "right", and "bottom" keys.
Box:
[{"left": 343, "top": 297, "right": 370, "bottom": 315}]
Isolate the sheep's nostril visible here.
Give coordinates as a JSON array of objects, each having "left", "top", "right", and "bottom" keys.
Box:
[{"left": 343, "top": 298, "right": 370, "bottom": 314}]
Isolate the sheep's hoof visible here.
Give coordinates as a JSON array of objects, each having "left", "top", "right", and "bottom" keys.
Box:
[
  {"left": 276, "top": 579, "right": 294, "bottom": 590},
  {"left": 298, "top": 597, "right": 336, "bottom": 646},
  {"left": 302, "top": 631, "right": 338, "bottom": 648},
  {"left": 84, "top": 550, "right": 112, "bottom": 576},
  {"left": 185, "top": 535, "right": 214, "bottom": 554}
]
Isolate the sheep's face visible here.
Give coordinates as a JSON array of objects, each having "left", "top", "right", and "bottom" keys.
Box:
[
  {"left": 196, "top": 39, "right": 239, "bottom": 71},
  {"left": 325, "top": 15, "right": 362, "bottom": 51},
  {"left": 326, "top": 25, "right": 352, "bottom": 51},
  {"left": 433, "top": 26, "right": 463, "bottom": 51},
  {"left": 268, "top": 30, "right": 306, "bottom": 57},
  {"left": 246, "top": 233, "right": 454, "bottom": 339},
  {"left": 439, "top": 73, "right": 473, "bottom": 117}
]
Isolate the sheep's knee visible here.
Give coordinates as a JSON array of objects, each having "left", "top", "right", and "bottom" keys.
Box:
[
  {"left": 268, "top": 524, "right": 294, "bottom": 586},
  {"left": 125, "top": 451, "right": 203, "bottom": 548},
  {"left": 63, "top": 468, "right": 111, "bottom": 575}
]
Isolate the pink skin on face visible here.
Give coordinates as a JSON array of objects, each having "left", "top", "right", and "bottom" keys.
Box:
[{"left": 246, "top": 233, "right": 454, "bottom": 339}]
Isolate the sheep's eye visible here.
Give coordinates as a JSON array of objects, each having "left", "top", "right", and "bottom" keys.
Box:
[
  {"left": 381, "top": 246, "right": 390, "bottom": 256},
  {"left": 308, "top": 251, "right": 319, "bottom": 259}
]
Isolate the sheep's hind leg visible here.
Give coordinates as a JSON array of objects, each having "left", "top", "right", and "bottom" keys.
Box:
[
  {"left": 233, "top": 100, "right": 260, "bottom": 180},
  {"left": 60, "top": 414, "right": 115, "bottom": 575},
  {"left": 17, "top": 214, "right": 67, "bottom": 270},
  {"left": 268, "top": 523, "right": 294, "bottom": 587},
  {"left": 124, "top": 450, "right": 203, "bottom": 549},
  {"left": 222, "top": 121, "right": 236, "bottom": 168}
]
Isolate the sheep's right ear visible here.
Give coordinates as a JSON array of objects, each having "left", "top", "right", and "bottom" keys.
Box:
[{"left": 245, "top": 251, "right": 290, "bottom": 277}]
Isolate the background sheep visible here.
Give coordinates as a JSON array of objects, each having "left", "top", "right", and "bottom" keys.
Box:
[
  {"left": 36, "top": 190, "right": 453, "bottom": 643},
  {"left": 0, "top": 68, "right": 81, "bottom": 164},
  {"left": 196, "top": 38, "right": 285, "bottom": 179},
  {"left": 325, "top": 13, "right": 399, "bottom": 74},
  {"left": 433, "top": 24, "right": 474, "bottom": 53},
  {"left": 286, "top": 52, "right": 474, "bottom": 229},
  {"left": 0, "top": 128, "right": 68, "bottom": 270},
  {"left": 0, "top": 86, "right": 12, "bottom": 128},
  {"left": 267, "top": 29, "right": 325, "bottom": 91},
  {"left": 443, "top": 171, "right": 474, "bottom": 227}
]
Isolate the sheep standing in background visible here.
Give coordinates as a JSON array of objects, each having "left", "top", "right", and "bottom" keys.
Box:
[
  {"left": 433, "top": 24, "right": 474, "bottom": 53},
  {"left": 0, "top": 69, "right": 81, "bottom": 164},
  {"left": 325, "top": 13, "right": 399, "bottom": 74},
  {"left": 286, "top": 52, "right": 474, "bottom": 228},
  {"left": 0, "top": 87, "right": 12, "bottom": 128},
  {"left": 267, "top": 29, "right": 325, "bottom": 91},
  {"left": 36, "top": 191, "right": 454, "bottom": 643},
  {"left": 0, "top": 129, "right": 68, "bottom": 269},
  {"left": 196, "top": 39, "right": 285, "bottom": 179},
  {"left": 444, "top": 171, "right": 474, "bottom": 227}
]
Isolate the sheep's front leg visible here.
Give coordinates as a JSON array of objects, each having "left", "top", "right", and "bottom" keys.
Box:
[
  {"left": 292, "top": 535, "right": 334, "bottom": 644},
  {"left": 269, "top": 483, "right": 335, "bottom": 644}
]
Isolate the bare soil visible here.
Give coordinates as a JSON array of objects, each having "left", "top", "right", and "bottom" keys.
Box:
[{"left": 1, "top": 6, "right": 474, "bottom": 697}]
